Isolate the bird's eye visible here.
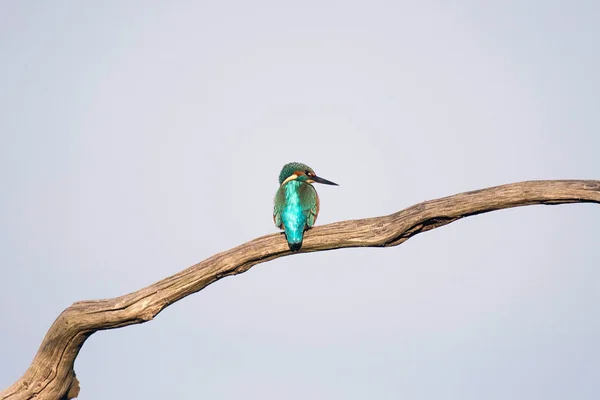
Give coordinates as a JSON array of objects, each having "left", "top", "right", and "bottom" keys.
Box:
[{"left": 305, "top": 170, "right": 311, "bottom": 176}]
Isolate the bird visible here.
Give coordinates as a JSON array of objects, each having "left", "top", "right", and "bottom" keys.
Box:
[{"left": 273, "top": 162, "right": 338, "bottom": 251}]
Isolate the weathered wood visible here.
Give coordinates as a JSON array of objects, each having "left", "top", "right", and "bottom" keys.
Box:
[{"left": 2, "top": 180, "right": 599, "bottom": 400}]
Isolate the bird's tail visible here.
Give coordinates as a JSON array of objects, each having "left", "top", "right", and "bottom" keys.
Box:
[
  {"left": 288, "top": 239, "right": 303, "bottom": 252},
  {"left": 285, "top": 230, "right": 304, "bottom": 252}
]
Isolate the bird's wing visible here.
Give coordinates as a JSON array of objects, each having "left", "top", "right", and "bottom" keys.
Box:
[
  {"left": 273, "top": 186, "right": 286, "bottom": 229},
  {"left": 298, "top": 183, "right": 319, "bottom": 228}
]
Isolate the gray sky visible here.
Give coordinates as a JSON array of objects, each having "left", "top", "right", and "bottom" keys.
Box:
[{"left": 1, "top": 1, "right": 599, "bottom": 399}]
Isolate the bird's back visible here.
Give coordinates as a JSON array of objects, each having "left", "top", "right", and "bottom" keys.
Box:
[{"left": 274, "top": 180, "right": 319, "bottom": 251}]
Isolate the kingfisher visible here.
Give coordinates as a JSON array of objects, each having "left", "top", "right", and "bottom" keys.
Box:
[{"left": 273, "top": 162, "right": 338, "bottom": 251}]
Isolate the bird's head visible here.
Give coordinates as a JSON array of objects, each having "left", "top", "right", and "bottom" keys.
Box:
[{"left": 278, "top": 162, "right": 339, "bottom": 186}]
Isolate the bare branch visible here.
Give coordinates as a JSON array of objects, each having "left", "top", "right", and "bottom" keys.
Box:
[{"left": 2, "top": 180, "right": 599, "bottom": 400}]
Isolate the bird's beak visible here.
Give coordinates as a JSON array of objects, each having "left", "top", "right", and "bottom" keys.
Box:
[{"left": 310, "top": 175, "right": 339, "bottom": 186}]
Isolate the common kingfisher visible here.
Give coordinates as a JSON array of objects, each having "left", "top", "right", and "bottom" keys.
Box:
[{"left": 273, "top": 162, "right": 338, "bottom": 251}]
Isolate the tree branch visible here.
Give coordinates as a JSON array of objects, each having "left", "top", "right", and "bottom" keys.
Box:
[{"left": 2, "top": 179, "right": 599, "bottom": 400}]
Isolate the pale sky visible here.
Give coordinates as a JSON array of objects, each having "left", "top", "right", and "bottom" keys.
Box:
[{"left": 1, "top": 1, "right": 599, "bottom": 399}]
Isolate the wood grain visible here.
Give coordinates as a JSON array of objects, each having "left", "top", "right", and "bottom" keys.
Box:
[{"left": 2, "top": 180, "right": 599, "bottom": 400}]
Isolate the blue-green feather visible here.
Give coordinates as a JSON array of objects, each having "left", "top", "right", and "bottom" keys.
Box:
[{"left": 273, "top": 180, "right": 318, "bottom": 251}]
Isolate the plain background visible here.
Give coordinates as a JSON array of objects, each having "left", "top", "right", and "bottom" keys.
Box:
[{"left": 1, "top": 1, "right": 599, "bottom": 399}]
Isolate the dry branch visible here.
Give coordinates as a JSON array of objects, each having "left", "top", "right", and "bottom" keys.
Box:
[{"left": 2, "top": 180, "right": 599, "bottom": 400}]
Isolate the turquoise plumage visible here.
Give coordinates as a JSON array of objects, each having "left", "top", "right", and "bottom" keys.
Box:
[{"left": 274, "top": 162, "right": 338, "bottom": 251}]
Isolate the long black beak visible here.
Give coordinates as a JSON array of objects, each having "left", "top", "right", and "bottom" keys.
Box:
[{"left": 311, "top": 175, "right": 339, "bottom": 186}]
